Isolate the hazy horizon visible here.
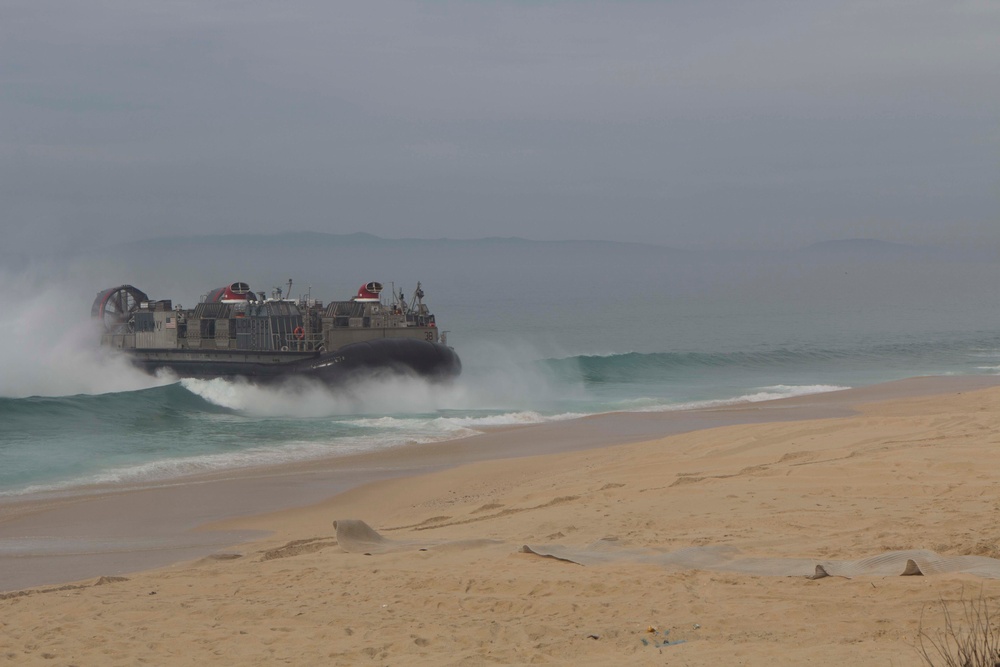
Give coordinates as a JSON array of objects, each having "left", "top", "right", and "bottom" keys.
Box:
[
  {"left": 2, "top": 1, "right": 998, "bottom": 257},
  {"left": 2, "top": 228, "right": 994, "bottom": 261}
]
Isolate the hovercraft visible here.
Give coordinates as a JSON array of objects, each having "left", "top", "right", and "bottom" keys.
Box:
[{"left": 92, "top": 279, "right": 460, "bottom": 384}]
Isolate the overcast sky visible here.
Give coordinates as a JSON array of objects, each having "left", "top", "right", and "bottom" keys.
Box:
[{"left": 2, "top": 0, "right": 998, "bottom": 255}]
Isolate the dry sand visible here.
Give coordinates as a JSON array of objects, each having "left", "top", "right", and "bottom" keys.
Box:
[{"left": 5, "top": 377, "right": 1000, "bottom": 665}]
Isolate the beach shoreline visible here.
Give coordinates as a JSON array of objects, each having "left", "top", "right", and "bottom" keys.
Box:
[
  {"left": 6, "top": 373, "right": 1000, "bottom": 664},
  {"left": 2, "top": 373, "right": 997, "bottom": 594}
]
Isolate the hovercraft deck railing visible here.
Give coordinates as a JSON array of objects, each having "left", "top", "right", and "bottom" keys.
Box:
[{"left": 281, "top": 331, "right": 324, "bottom": 353}]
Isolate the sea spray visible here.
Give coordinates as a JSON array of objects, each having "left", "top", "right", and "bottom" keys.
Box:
[
  {"left": 180, "top": 339, "right": 582, "bottom": 418},
  {"left": 0, "top": 269, "right": 171, "bottom": 398}
]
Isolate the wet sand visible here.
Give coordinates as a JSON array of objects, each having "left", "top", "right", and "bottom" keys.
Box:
[
  {"left": 3, "top": 375, "right": 1000, "bottom": 664},
  {"left": 3, "top": 375, "right": 987, "bottom": 593}
]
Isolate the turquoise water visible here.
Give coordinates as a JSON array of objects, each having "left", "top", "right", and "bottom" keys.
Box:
[{"left": 2, "top": 252, "right": 1000, "bottom": 495}]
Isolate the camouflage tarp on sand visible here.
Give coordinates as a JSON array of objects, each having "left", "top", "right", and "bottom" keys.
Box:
[{"left": 334, "top": 520, "right": 1000, "bottom": 580}]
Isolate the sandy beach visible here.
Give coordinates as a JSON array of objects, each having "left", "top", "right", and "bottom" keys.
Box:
[{"left": 5, "top": 375, "right": 1000, "bottom": 665}]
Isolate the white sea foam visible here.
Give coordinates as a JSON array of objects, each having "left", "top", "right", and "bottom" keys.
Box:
[
  {"left": 1, "top": 408, "right": 593, "bottom": 498},
  {"left": 180, "top": 338, "right": 580, "bottom": 418},
  {"left": 635, "top": 384, "right": 851, "bottom": 413},
  {"left": 345, "top": 411, "right": 585, "bottom": 430},
  {"left": 0, "top": 409, "right": 590, "bottom": 500},
  {"left": 0, "top": 269, "right": 173, "bottom": 398},
  {"left": 180, "top": 375, "right": 483, "bottom": 418},
  {"left": 734, "top": 384, "right": 851, "bottom": 402},
  {"left": 1, "top": 435, "right": 416, "bottom": 497}
]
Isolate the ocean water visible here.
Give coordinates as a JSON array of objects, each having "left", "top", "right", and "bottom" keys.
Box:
[{"left": 2, "top": 250, "right": 1000, "bottom": 497}]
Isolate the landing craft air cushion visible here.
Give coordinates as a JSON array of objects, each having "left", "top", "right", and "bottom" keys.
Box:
[{"left": 92, "top": 280, "right": 461, "bottom": 384}]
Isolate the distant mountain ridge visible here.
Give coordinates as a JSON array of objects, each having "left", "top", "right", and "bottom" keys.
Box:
[
  {"left": 118, "top": 230, "right": 689, "bottom": 256},
  {"left": 803, "top": 238, "right": 925, "bottom": 254},
  {"left": 120, "top": 232, "right": 967, "bottom": 258},
  {"left": 798, "top": 238, "right": 977, "bottom": 261}
]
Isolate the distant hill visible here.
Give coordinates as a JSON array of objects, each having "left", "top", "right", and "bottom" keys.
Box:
[
  {"left": 799, "top": 238, "right": 945, "bottom": 260},
  {"left": 113, "top": 231, "right": 690, "bottom": 257}
]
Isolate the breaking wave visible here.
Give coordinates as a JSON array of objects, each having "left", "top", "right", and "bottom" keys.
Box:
[{"left": 2, "top": 334, "right": 998, "bottom": 496}]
